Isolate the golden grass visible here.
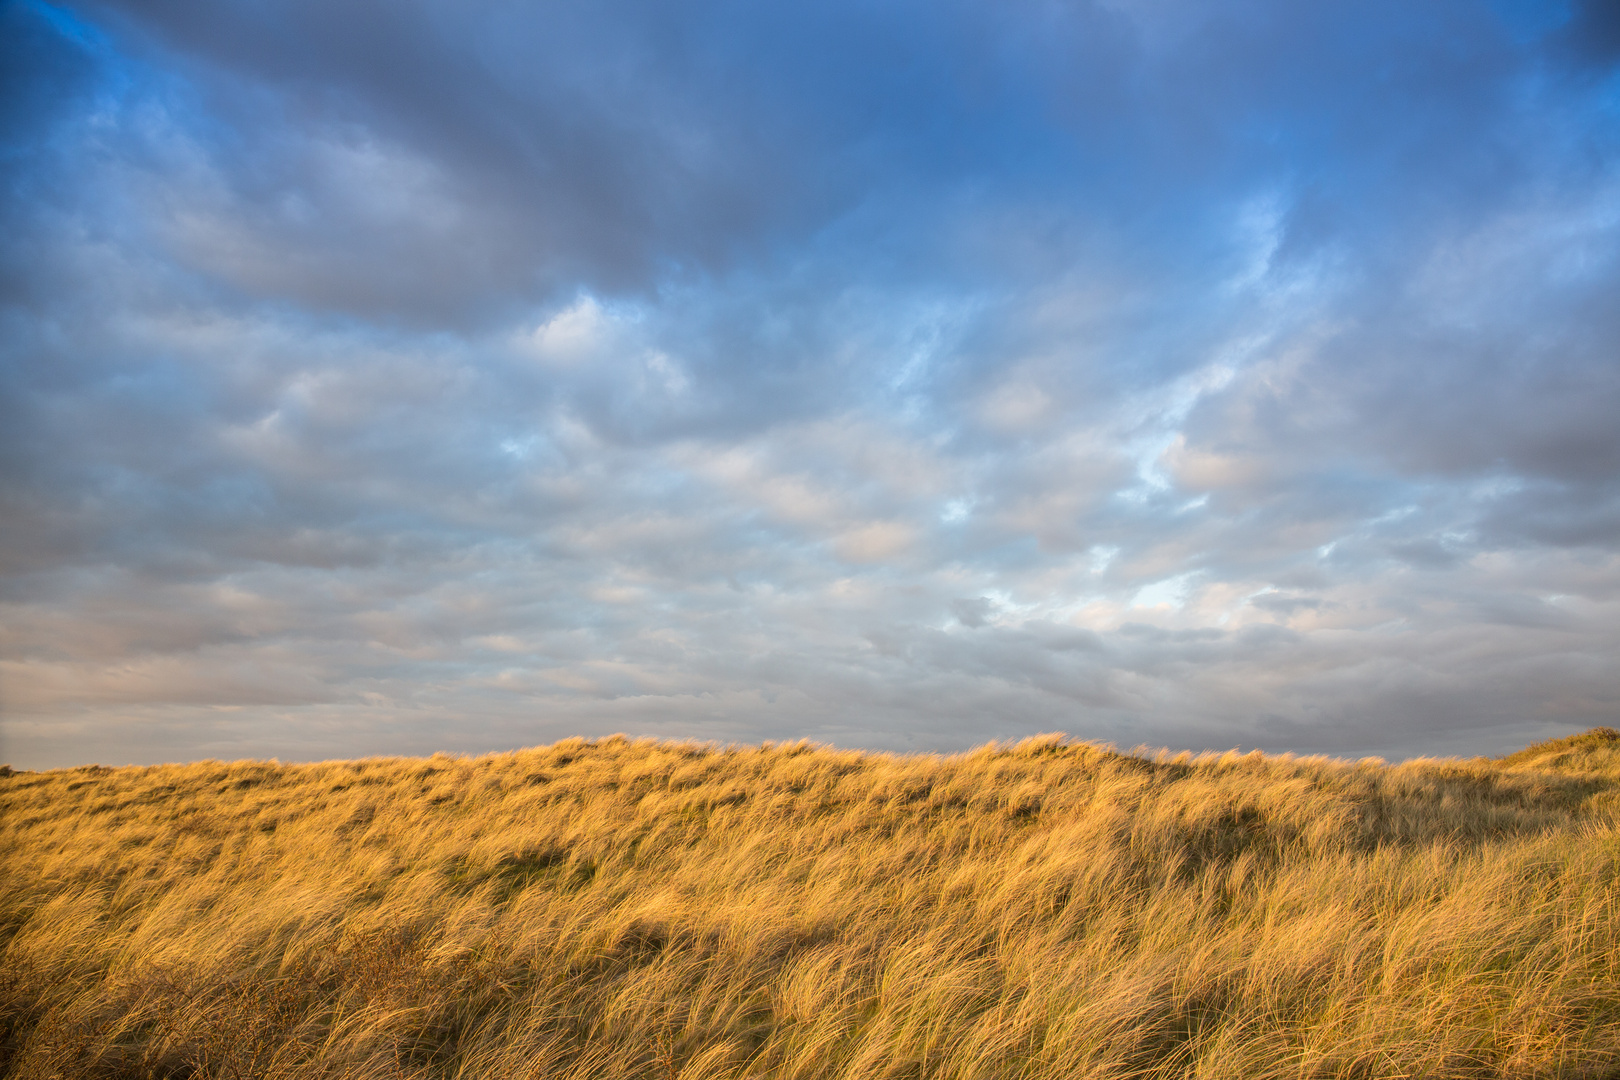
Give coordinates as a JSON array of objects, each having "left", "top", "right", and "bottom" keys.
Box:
[{"left": 4, "top": 728, "right": 1620, "bottom": 1079}]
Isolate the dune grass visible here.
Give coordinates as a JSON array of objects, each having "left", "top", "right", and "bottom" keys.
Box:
[{"left": 4, "top": 729, "right": 1620, "bottom": 1078}]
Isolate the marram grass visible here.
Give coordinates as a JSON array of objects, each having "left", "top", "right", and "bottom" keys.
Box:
[{"left": 6, "top": 730, "right": 1620, "bottom": 1079}]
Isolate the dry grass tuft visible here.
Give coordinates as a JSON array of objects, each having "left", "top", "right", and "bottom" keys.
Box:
[{"left": 5, "top": 730, "right": 1620, "bottom": 1078}]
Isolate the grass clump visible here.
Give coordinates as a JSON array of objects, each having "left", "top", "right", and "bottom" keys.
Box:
[{"left": 4, "top": 730, "right": 1620, "bottom": 1078}]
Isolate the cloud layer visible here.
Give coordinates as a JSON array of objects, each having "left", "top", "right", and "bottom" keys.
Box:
[{"left": 3, "top": 0, "right": 1618, "bottom": 767}]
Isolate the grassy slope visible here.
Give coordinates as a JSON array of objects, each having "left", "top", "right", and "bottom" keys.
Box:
[{"left": 3, "top": 730, "right": 1620, "bottom": 1079}]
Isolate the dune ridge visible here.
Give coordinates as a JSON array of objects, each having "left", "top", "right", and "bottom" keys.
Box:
[{"left": 5, "top": 729, "right": 1620, "bottom": 1078}]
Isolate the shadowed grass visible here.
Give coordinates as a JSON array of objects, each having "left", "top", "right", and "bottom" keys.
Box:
[{"left": 4, "top": 730, "right": 1620, "bottom": 1078}]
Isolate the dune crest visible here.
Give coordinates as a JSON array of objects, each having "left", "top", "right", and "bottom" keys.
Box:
[{"left": 5, "top": 731, "right": 1620, "bottom": 1077}]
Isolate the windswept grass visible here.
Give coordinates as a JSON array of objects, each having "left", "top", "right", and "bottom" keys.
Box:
[{"left": 4, "top": 729, "right": 1620, "bottom": 1079}]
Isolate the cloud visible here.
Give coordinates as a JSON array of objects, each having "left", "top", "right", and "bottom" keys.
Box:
[{"left": 2, "top": 0, "right": 1618, "bottom": 768}]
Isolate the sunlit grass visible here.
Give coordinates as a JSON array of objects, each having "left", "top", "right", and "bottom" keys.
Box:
[{"left": 5, "top": 728, "right": 1620, "bottom": 1078}]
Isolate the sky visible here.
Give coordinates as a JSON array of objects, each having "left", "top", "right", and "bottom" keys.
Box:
[{"left": 3, "top": 0, "right": 1619, "bottom": 769}]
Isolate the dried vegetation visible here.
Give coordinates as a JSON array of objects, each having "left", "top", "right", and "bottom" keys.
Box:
[{"left": 5, "top": 728, "right": 1620, "bottom": 1078}]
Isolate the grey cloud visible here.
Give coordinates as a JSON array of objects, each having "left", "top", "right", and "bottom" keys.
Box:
[
  {"left": 949, "top": 597, "right": 996, "bottom": 628},
  {"left": 40, "top": 0, "right": 1572, "bottom": 328},
  {"left": 5, "top": 0, "right": 1620, "bottom": 769},
  {"left": 1248, "top": 593, "right": 1326, "bottom": 615},
  {"left": 1476, "top": 482, "right": 1620, "bottom": 549},
  {"left": 1388, "top": 539, "right": 1465, "bottom": 571}
]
